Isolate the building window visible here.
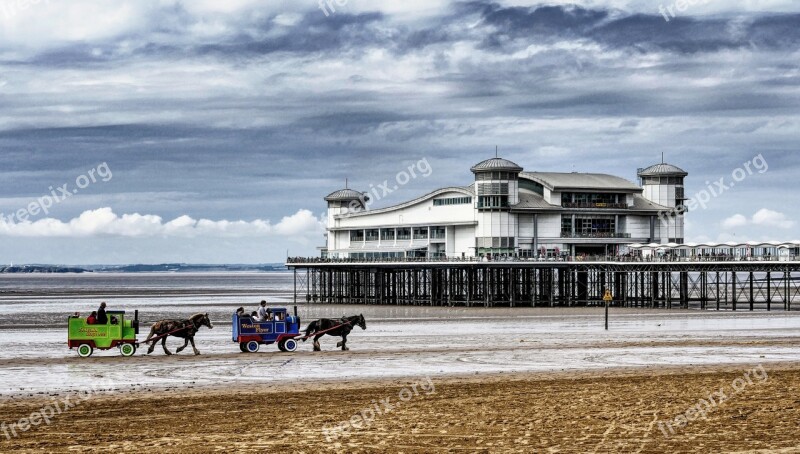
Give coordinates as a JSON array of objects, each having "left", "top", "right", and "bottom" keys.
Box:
[
  {"left": 668, "top": 238, "right": 685, "bottom": 244},
  {"left": 477, "top": 195, "right": 509, "bottom": 209},
  {"left": 365, "top": 229, "right": 379, "bottom": 242},
  {"left": 477, "top": 183, "right": 509, "bottom": 195},
  {"left": 561, "top": 215, "right": 621, "bottom": 238},
  {"left": 475, "top": 172, "right": 517, "bottom": 181},
  {"left": 518, "top": 178, "right": 544, "bottom": 195},
  {"left": 350, "top": 230, "right": 364, "bottom": 242},
  {"left": 433, "top": 197, "right": 472, "bottom": 206},
  {"left": 642, "top": 176, "right": 684, "bottom": 185},
  {"left": 561, "top": 216, "right": 572, "bottom": 233},
  {"left": 430, "top": 227, "right": 446, "bottom": 239},
  {"left": 675, "top": 187, "right": 685, "bottom": 207},
  {"left": 413, "top": 227, "right": 428, "bottom": 240},
  {"left": 561, "top": 192, "right": 624, "bottom": 208},
  {"left": 396, "top": 228, "right": 411, "bottom": 240},
  {"left": 380, "top": 229, "right": 395, "bottom": 241},
  {"left": 476, "top": 237, "right": 515, "bottom": 253}
]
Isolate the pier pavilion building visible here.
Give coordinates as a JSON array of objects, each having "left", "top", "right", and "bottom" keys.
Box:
[{"left": 322, "top": 158, "right": 688, "bottom": 259}]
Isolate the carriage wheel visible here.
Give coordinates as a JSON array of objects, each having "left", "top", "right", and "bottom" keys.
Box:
[
  {"left": 245, "top": 341, "right": 260, "bottom": 353},
  {"left": 283, "top": 339, "right": 298, "bottom": 352},
  {"left": 239, "top": 342, "right": 248, "bottom": 353},
  {"left": 77, "top": 344, "right": 93, "bottom": 358},
  {"left": 120, "top": 343, "right": 136, "bottom": 357},
  {"left": 277, "top": 340, "right": 286, "bottom": 352}
]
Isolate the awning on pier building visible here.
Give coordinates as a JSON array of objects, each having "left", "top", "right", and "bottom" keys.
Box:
[{"left": 630, "top": 241, "right": 800, "bottom": 250}]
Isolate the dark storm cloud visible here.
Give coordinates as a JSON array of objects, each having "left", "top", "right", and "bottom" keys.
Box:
[
  {"left": 11, "top": 9, "right": 389, "bottom": 68},
  {"left": 10, "top": 3, "right": 800, "bottom": 69},
  {"left": 455, "top": 2, "right": 800, "bottom": 55},
  {"left": 195, "top": 11, "right": 387, "bottom": 56},
  {"left": 293, "top": 111, "right": 416, "bottom": 135},
  {"left": 0, "top": 1, "right": 798, "bottom": 262}
]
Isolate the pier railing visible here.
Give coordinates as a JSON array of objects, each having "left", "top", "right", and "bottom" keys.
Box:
[{"left": 287, "top": 255, "right": 794, "bottom": 265}]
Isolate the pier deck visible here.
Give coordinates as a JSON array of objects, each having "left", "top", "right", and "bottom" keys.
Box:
[{"left": 287, "top": 259, "right": 800, "bottom": 310}]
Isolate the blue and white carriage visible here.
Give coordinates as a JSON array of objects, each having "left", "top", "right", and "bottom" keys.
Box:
[{"left": 232, "top": 307, "right": 301, "bottom": 353}]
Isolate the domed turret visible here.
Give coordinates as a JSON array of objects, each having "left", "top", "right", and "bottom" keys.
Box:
[
  {"left": 471, "top": 155, "right": 522, "bottom": 256},
  {"left": 470, "top": 157, "right": 523, "bottom": 174},
  {"left": 325, "top": 187, "right": 369, "bottom": 215},
  {"left": 638, "top": 160, "right": 687, "bottom": 244},
  {"left": 324, "top": 188, "right": 369, "bottom": 203},
  {"left": 471, "top": 157, "right": 522, "bottom": 209},
  {"left": 637, "top": 163, "right": 688, "bottom": 178},
  {"left": 637, "top": 161, "right": 688, "bottom": 208}
]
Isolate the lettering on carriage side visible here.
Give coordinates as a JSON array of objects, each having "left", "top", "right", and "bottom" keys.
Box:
[
  {"left": 241, "top": 323, "right": 271, "bottom": 333},
  {"left": 78, "top": 327, "right": 108, "bottom": 336}
]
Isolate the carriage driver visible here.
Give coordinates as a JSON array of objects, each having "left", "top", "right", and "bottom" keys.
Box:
[
  {"left": 257, "top": 300, "right": 272, "bottom": 321},
  {"left": 97, "top": 302, "right": 108, "bottom": 324}
]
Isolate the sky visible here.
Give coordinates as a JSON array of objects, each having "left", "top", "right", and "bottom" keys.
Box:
[{"left": 0, "top": 0, "right": 798, "bottom": 264}]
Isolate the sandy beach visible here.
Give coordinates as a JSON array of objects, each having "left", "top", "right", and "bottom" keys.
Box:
[
  {"left": 1, "top": 274, "right": 799, "bottom": 452},
  {"left": 1, "top": 364, "right": 799, "bottom": 453}
]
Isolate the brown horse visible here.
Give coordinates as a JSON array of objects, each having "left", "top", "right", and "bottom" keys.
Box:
[
  {"left": 303, "top": 314, "right": 366, "bottom": 351},
  {"left": 145, "top": 313, "right": 213, "bottom": 355}
]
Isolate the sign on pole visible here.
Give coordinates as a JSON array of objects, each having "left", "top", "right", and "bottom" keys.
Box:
[{"left": 603, "top": 289, "right": 613, "bottom": 330}]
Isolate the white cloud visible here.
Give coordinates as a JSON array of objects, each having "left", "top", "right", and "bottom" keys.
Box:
[
  {"left": 720, "top": 209, "right": 795, "bottom": 232},
  {"left": 752, "top": 208, "right": 795, "bottom": 229},
  {"left": 721, "top": 213, "right": 748, "bottom": 230},
  {"left": 0, "top": 207, "right": 325, "bottom": 241}
]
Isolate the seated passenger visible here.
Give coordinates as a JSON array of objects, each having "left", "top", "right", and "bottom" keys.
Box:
[
  {"left": 235, "top": 307, "right": 245, "bottom": 317},
  {"left": 257, "top": 301, "right": 271, "bottom": 321},
  {"left": 250, "top": 311, "right": 258, "bottom": 318},
  {"left": 86, "top": 311, "right": 97, "bottom": 325}
]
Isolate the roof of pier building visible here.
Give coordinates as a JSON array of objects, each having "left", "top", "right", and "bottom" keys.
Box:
[
  {"left": 637, "top": 163, "right": 688, "bottom": 177},
  {"left": 520, "top": 172, "right": 643, "bottom": 192},
  {"left": 470, "top": 157, "right": 523, "bottom": 173},
  {"left": 325, "top": 188, "right": 369, "bottom": 202}
]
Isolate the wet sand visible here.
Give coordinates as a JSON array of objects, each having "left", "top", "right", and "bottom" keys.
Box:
[
  {"left": 1, "top": 274, "right": 799, "bottom": 452},
  {"left": 3, "top": 310, "right": 800, "bottom": 395},
  {"left": 1, "top": 364, "right": 799, "bottom": 453}
]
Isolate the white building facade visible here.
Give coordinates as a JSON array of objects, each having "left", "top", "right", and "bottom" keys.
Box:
[{"left": 322, "top": 158, "right": 687, "bottom": 259}]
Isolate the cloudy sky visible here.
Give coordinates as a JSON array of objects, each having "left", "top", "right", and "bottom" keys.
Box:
[{"left": 0, "top": 0, "right": 798, "bottom": 264}]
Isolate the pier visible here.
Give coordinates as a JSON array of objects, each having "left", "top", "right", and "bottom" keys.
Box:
[{"left": 287, "top": 258, "right": 800, "bottom": 310}]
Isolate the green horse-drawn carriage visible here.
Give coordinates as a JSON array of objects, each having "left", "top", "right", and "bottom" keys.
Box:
[{"left": 67, "top": 310, "right": 140, "bottom": 357}]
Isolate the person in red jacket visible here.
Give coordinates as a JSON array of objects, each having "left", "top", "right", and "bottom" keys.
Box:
[{"left": 86, "top": 311, "right": 97, "bottom": 325}]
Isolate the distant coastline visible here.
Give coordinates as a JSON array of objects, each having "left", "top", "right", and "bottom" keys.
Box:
[
  {"left": 0, "top": 264, "right": 288, "bottom": 273},
  {"left": 0, "top": 265, "right": 89, "bottom": 274}
]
